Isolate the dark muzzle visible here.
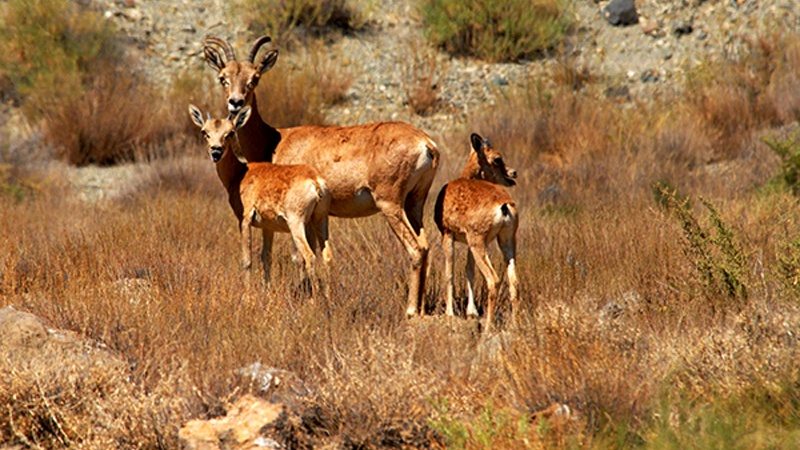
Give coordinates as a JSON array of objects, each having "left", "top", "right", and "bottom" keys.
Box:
[{"left": 210, "top": 146, "right": 224, "bottom": 162}]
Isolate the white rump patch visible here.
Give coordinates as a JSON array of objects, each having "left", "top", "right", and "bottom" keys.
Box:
[
  {"left": 249, "top": 208, "right": 261, "bottom": 225},
  {"left": 494, "top": 205, "right": 510, "bottom": 224},
  {"left": 307, "top": 180, "right": 320, "bottom": 201},
  {"left": 414, "top": 142, "right": 434, "bottom": 171}
]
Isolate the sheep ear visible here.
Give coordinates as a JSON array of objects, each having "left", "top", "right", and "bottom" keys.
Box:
[
  {"left": 470, "top": 133, "right": 484, "bottom": 153},
  {"left": 234, "top": 107, "right": 252, "bottom": 130},
  {"left": 188, "top": 104, "right": 204, "bottom": 128}
]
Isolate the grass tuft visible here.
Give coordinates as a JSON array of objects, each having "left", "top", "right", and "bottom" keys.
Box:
[{"left": 420, "top": 0, "right": 573, "bottom": 62}]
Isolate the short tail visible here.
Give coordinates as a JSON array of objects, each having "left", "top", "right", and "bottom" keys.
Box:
[{"left": 433, "top": 184, "right": 447, "bottom": 234}]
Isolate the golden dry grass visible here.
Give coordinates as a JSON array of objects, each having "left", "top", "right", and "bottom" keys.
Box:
[{"left": 3, "top": 31, "right": 800, "bottom": 450}]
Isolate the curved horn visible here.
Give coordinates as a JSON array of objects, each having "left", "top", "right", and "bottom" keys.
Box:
[
  {"left": 248, "top": 36, "right": 272, "bottom": 63},
  {"left": 204, "top": 36, "right": 236, "bottom": 61}
]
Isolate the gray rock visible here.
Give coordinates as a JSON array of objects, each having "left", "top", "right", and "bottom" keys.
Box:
[{"left": 603, "top": 0, "right": 639, "bottom": 26}]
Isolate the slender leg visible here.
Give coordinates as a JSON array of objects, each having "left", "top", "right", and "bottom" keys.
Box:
[
  {"left": 467, "top": 235, "right": 499, "bottom": 333},
  {"left": 376, "top": 200, "right": 429, "bottom": 317},
  {"left": 405, "top": 194, "right": 430, "bottom": 314},
  {"left": 287, "top": 216, "right": 318, "bottom": 298},
  {"left": 241, "top": 214, "right": 252, "bottom": 271},
  {"left": 313, "top": 214, "right": 332, "bottom": 298},
  {"left": 465, "top": 250, "right": 478, "bottom": 317},
  {"left": 260, "top": 229, "right": 274, "bottom": 289},
  {"left": 498, "top": 231, "right": 518, "bottom": 325},
  {"left": 443, "top": 231, "right": 456, "bottom": 316}
]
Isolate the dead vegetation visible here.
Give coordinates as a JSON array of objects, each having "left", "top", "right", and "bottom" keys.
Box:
[{"left": 2, "top": 2, "right": 800, "bottom": 448}]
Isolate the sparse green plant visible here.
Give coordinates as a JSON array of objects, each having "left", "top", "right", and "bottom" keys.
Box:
[
  {"left": 429, "top": 399, "right": 534, "bottom": 449},
  {"left": 420, "top": 0, "right": 573, "bottom": 62},
  {"left": 644, "top": 375, "right": 800, "bottom": 450},
  {"left": 763, "top": 132, "right": 800, "bottom": 195},
  {"left": 0, "top": 164, "right": 37, "bottom": 202},
  {"left": 659, "top": 186, "right": 748, "bottom": 304},
  {"left": 0, "top": 0, "right": 121, "bottom": 119}
]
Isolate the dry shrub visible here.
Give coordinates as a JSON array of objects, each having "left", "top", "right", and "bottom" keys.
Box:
[
  {"left": 41, "top": 68, "right": 176, "bottom": 166},
  {"left": 680, "top": 33, "right": 800, "bottom": 161},
  {"left": 299, "top": 40, "right": 356, "bottom": 106},
  {"left": 169, "top": 69, "right": 220, "bottom": 141},
  {"left": 249, "top": 56, "right": 327, "bottom": 128},
  {"left": 0, "top": 324, "right": 185, "bottom": 448},
  {"left": 237, "top": 0, "right": 370, "bottom": 48},
  {"left": 0, "top": 0, "right": 121, "bottom": 115},
  {"left": 402, "top": 37, "right": 444, "bottom": 116},
  {"left": 766, "top": 35, "right": 800, "bottom": 123}
]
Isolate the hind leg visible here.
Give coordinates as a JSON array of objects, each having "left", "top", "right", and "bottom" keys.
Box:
[
  {"left": 467, "top": 235, "right": 499, "bottom": 333},
  {"left": 443, "top": 231, "right": 456, "bottom": 316},
  {"left": 287, "top": 216, "right": 318, "bottom": 298},
  {"left": 498, "top": 230, "right": 518, "bottom": 324}
]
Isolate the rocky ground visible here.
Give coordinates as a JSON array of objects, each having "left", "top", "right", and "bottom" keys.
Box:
[
  {"left": 43, "top": 0, "right": 793, "bottom": 201},
  {"left": 0, "top": 0, "right": 796, "bottom": 206},
  {"left": 95, "top": 0, "right": 800, "bottom": 137}
]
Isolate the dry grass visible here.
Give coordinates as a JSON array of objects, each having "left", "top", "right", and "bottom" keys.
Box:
[{"left": 3, "top": 29, "right": 800, "bottom": 450}]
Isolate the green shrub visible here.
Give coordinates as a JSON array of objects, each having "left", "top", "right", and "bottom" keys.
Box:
[
  {"left": 0, "top": 0, "right": 184, "bottom": 166},
  {"left": 644, "top": 378, "right": 800, "bottom": 450},
  {"left": 420, "top": 0, "right": 573, "bottom": 62},
  {"left": 659, "top": 187, "right": 748, "bottom": 305},
  {"left": 763, "top": 132, "right": 800, "bottom": 195},
  {"left": 0, "top": 0, "right": 121, "bottom": 119},
  {"left": 236, "top": 0, "right": 370, "bottom": 47}
]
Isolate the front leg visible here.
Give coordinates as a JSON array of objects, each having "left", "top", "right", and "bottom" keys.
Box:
[
  {"left": 375, "top": 200, "right": 430, "bottom": 317},
  {"left": 261, "top": 229, "right": 274, "bottom": 289},
  {"left": 443, "top": 231, "right": 456, "bottom": 317},
  {"left": 465, "top": 250, "right": 478, "bottom": 318}
]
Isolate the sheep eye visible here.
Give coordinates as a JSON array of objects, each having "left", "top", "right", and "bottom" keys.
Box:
[{"left": 219, "top": 77, "right": 229, "bottom": 87}]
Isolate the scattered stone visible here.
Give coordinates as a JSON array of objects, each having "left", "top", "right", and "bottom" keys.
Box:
[
  {"left": 673, "top": 21, "right": 694, "bottom": 37},
  {"left": 640, "top": 69, "right": 660, "bottom": 83},
  {"left": 605, "top": 85, "right": 631, "bottom": 102},
  {"left": 603, "top": 0, "right": 639, "bottom": 26},
  {"left": 491, "top": 74, "right": 509, "bottom": 86},
  {"left": 640, "top": 18, "right": 661, "bottom": 36}
]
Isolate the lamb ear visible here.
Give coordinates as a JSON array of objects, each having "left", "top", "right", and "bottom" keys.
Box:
[
  {"left": 234, "top": 106, "right": 252, "bottom": 130},
  {"left": 470, "top": 133, "right": 484, "bottom": 153},
  {"left": 188, "top": 104, "right": 204, "bottom": 128}
]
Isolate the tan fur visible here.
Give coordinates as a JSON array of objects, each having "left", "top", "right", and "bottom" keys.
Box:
[
  {"left": 188, "top": 105, "right": 332, "bottom": 295},
  {"left": 204, "top": 36, "right": 439, "bottom": 315},
  {"left": 434, "top": 133, "right": 519, "bottom": 332}
]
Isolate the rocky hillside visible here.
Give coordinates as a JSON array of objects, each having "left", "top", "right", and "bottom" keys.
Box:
[{"left": 95, "top": 0, "right": 800, "bottom": 137}]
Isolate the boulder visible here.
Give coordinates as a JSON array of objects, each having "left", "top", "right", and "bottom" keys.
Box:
[
  {"left": 603, "top": 0, "right": 639, "bottom": 26},
  {"left": 0, "top": 305, "right": 48, "bottom": 350},
  {"left": 178, "top": 395, "right": 287, "bottom": 450}
]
